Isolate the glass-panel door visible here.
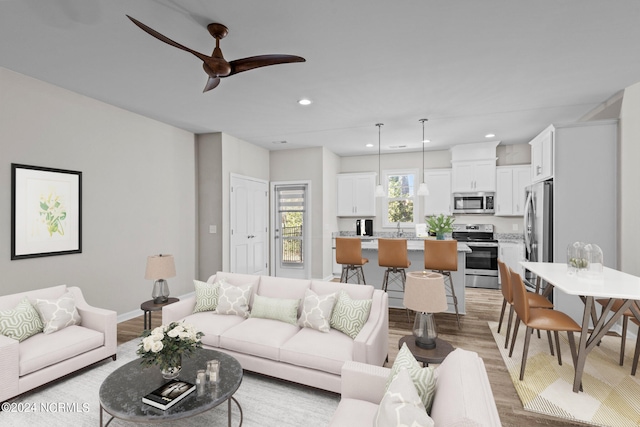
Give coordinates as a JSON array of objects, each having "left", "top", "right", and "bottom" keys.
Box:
[{"left": 273, "top": 183, "right": 309, "bottom": 278}]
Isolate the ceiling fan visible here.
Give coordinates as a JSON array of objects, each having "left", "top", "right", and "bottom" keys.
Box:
[{"left": 126, "top": 15, "right": 306, "bottom": 92}]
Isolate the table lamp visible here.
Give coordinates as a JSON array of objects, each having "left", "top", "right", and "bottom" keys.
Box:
[
  {"left": 145, "top": 254, "right": 176, "bottom": 304},
  {"left": 404, "top": 271, "right": 447, "bottom": 349}
]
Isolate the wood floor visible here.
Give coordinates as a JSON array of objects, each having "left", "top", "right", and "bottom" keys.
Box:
[{"left": 117, "top": 288, "right": 585, "bottom": 426}]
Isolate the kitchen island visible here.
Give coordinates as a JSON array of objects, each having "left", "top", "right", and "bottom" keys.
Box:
[{"left": 333, "top": 235, "right": 470, "bottom": 315}]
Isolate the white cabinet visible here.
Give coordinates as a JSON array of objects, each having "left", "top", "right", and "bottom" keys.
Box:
[
  {"left": 499, "top": 242, "right": 525, "bottom": 283},
  {"left": 423, "top": 168, "right": 452, "bottom": 215},
  {"left": 336, "top": 172, "right": 376, "bottom": 217},
  {"left": 495, "top": 165, "right": 531, "bottom": 216},
  {"left": 530, "top": 126, "right": 554, "bottom": 183},
  {"left": 451, "top": 160, "right": 496, "bottom": 192}
]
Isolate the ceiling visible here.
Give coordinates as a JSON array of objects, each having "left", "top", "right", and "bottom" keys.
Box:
[{"left": 1, "top": 0, "right": 639, "bottom": 157}]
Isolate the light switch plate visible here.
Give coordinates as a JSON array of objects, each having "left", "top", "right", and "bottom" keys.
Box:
[{"left": 209, "top": 225, "right": 217, "bottom": 234}]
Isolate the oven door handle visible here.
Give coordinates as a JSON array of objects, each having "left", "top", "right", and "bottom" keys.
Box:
[{"left": 466, "top": 242, "right": 499, "bottom": 248}]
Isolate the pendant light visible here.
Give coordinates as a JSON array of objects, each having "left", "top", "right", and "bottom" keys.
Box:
[
  {"left": 417, "top": 118, "right": 430, "bottom": 196},
  {"left": 374, "top": 123, "right": 386, "bottom": 197}
]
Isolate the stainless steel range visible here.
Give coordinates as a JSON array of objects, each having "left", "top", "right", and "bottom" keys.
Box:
[{"left": 452, "top": 224, "right": 499, "bottom": 289}]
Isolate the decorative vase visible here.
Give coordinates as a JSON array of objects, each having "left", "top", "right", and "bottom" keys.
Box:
[
  {"left": 436, "top": 232, "right": 445, "bottom": 240},
  {"left": 160, "top": 353, "right": 182, "bottom": 379}
]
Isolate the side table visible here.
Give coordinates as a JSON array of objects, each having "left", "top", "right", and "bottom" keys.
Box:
[
  {"left": 140, "top": 298, "right": 179, "bottom": 330},
  {"left": 398, "top": 335, "right": 455, "bottom": 366}
]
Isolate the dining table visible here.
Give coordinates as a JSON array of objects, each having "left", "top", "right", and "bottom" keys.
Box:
[{"left": 520, "top": 261, "right": 640, "bottom": 393}]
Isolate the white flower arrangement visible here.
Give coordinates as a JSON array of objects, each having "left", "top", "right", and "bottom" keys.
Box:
[{"left": 137, "top": 321, "right": 204, "bottom": 369}]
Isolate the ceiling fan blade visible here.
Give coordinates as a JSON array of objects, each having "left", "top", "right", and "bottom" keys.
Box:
[
  {"left": 126, "top": 15, "right": 210, "bottom": 63},
  {"left": 229, "top": 55, "right": 305, "bottom": 75},
  {"left": 203, "top": 76, "right": 221, "bottom": 92}
]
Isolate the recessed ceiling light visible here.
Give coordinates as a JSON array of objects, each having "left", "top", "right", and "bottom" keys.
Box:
[
  {"left": 365, "top": 143, "right": 374, "bottom": 148},
  {"left": 485, "top": 133, "right": 496, "bottom": 138},
  {"left": 422, "top": 139, "right": 431, "bottom": 143},
  {"left": 298, "top": 98, "right": 312, "bottom": 106}
]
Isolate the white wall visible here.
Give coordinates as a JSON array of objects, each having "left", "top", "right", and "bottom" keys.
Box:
[
  {"left": 0, "top": 68, "right": 197, "bottom": 314},
  {"left": 322, "top": 149, "right": 341, "bottom": 278},
  {"left": 619, "top": 82, "right": 640, "bottom": 276},
  {"left": 196, "top": 133, "right": 223, "bottom": 280}
]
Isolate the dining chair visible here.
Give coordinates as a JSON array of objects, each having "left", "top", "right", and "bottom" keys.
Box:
[
  {"left": 424, "top": 239, "right": 460, "bottom": 329},
  {"left": 595, "top": 298, "right": 640, "bottom": 366},
  {"left": 498, "top": 260, "right": 554, "bottom": 350},
  {"left": 508, "top": 269, "right": 580, "bottom": 380},
  {"left": 335, "top": 237, "right": 368, "bottom": 284},
  {"left": 631, "top": 316, "right": 640, "bottom": 376}
]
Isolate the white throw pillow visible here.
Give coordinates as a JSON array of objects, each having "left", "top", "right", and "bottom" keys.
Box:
[
  {"left": 193, "top": 280, "right": 220, "bottom": 313},
  {"left": 214, "top": 282, "right": 253, "bottom": 318},
  {"left": 387, "top": 343, "right": 437, "bottom": 413},
  {"left": 298, "top": 289, "right": 337, "bottom": 332},
  {"left": 34, "top": 291, "right": 81, "bottom": 334},
  {"left": 375, "top": 368, "right": 435, "bottom": 427}
]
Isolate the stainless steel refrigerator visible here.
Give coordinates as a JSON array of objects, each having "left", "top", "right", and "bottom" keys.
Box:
[{"left": 523, "top": 180, "right": 553, "bottom": 293}]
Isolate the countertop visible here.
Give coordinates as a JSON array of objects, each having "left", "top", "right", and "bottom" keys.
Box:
[{"left": 332, "top": 233, "right": 470, "bottom": 252}]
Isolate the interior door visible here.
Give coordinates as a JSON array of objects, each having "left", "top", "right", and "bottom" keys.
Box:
[
  {"left": 230, "top": 174, "right": 268, "bottom": 275},
  {"left": 272, "top": 182, "right": 310, "bottom": 279}
]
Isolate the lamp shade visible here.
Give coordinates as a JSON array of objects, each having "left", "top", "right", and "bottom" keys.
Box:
[
  {"left": 404, "top": 271, "right": 447, "bottom": 313},
  {"left": 145, "top": 254, "right": 176, "bottom": 280}
]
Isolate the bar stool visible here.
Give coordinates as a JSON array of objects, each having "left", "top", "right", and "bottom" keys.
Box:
[
  {"left": 424, "top": 239, "right": 460, "bottom": 329},
  {"left": 378, "top": 239, "right": 411, "bottom": 294},
  {"left": 336, "top": 237, "right": 368, "bottom": 284}
]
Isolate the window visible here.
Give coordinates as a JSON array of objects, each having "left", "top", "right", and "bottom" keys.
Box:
[{"left": 383, "top": 169, "right": 417, "bottom": 228}]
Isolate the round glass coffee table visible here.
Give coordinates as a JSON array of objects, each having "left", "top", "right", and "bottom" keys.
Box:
[{"left": 99, "top": 348, "right": 243, "bottom": 426}]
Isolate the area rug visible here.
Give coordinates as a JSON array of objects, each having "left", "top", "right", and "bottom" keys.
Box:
[
  {"left": 489, "top": 321, "right": 640, "bottom": 426},
  {"left": 1, "top": 340, "right": 339, "bottom": 426}
]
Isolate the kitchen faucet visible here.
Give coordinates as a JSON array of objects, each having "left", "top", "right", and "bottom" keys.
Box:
[{"left": 396, "top": 222, "right": 403, "bottom": 237}]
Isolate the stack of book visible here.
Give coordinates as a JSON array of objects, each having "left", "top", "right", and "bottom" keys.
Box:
[{"left": 142, "top": 379, "right": 196, "bottom": 410}]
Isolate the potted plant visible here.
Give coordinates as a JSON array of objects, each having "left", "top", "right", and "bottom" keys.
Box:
[{"left": 425, "top": 214, "right": 455, "bottom": 240}]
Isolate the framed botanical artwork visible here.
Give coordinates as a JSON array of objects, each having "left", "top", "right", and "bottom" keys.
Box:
[{"left": 11, "top": 164, "right": 82, "bottom": 260}]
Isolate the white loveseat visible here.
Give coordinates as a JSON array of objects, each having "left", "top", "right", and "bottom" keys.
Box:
[
  {"left": 329, "top": 348, "right": 501, "bottom": 426},
  {"left": 0, "top": 285, "right": 117, "bottom": 402},
  {"left": 162, "top": 272, "right": 389, "bottom": 393}
]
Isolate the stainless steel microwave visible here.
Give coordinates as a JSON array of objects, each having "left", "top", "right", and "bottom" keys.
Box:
[{"left": 452, "top": 192, "right": 495, "bottom": 214}]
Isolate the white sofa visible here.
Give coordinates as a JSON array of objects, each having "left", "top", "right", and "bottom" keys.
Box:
[
  {"left": 162, "top": 272, "right": 389, "bottom": 393},
  {"left": 0, "top": 285, "right": 117, "bottom": 402},
  {"left": 329, "top": 348, "right": 502, "bottom": 427}
]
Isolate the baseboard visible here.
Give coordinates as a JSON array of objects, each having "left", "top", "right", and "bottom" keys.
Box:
[{"left": 117, "top": 291, "right": 195, "bottom": 323}]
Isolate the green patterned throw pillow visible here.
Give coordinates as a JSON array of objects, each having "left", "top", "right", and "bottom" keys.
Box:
[
  {"left": 375, "top": 368, "right": 434, "bottom": 427},
  {"left": 34, "top": 292, "right": 82, "bottom": 334},
  {"left": 387, "top": 343, "right": 437, "bottom": 412},
  {"left": 214, "top": 282, "right": 253, "bottom": 318},
  {"left": 0, "top": 298, "right": 44, "bottom": 342},
  {"left": 298, "top": 289, "right": 337, "bottom": 332},
  {"left": 249, "top": 294, "right": 300, "bottom": 325},
  {"left": 329, "top": 290, "right": 372, "bottom": 339},
  {"left": 193, "top": 280, "right": 220, "bottom": 313}
]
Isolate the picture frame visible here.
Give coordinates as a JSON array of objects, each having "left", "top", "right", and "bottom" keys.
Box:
[{"left": 11, "top": 164, "right": 82, "bottom": 260}]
